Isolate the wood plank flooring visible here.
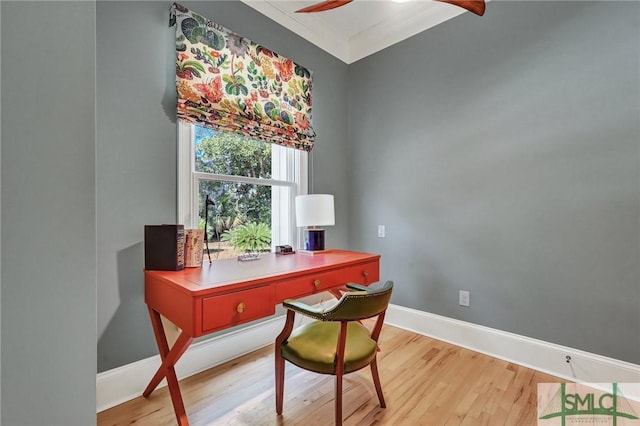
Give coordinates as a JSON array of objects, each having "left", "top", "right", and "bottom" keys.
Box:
[{"left": 98, "top": 324, "right": 563, "bottom": 425}]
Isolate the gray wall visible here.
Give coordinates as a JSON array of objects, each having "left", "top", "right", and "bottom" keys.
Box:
[
  {"left": 96, "top": 0, "right": 177, "bottom": 374},
  {"left": 1, "top": 2, "right": 97, "bottom": 425},
  {"left": 1, "top": 1, "right": 637, "bottom": 424},
  {"left": 348, "top": 1, "right": 640, "bottom": 364},
  {"left": 96, "top": 1, "right": 349, "bottom": 372}
]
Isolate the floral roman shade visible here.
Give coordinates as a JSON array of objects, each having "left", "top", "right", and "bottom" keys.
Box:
[{"left": 169, "top": 3, "right": 316, "bottom": 151}]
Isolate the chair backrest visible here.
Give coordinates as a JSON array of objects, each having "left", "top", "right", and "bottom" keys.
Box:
[{"left": 322, "top": 281, "right": 393, "bottom": 321}]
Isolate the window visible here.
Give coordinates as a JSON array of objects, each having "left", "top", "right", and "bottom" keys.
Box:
[{"left": 178, "top": 122, "right": 308, "bottom": 259}]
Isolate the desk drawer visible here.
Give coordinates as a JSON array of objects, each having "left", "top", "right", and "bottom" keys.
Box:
[
  {"left": 275, "top": 269, "right": 345, "bottom": 301},
  {"left": 346, "top": 260, "right": 379, "bottom": 285},
  {"left": 202, "top": 285, "right": 274, "bottom": 333}
]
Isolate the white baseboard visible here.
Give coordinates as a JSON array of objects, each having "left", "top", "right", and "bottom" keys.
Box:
[
  {"left": 96, "top": 316, "right": 284, "bottom": 413},
  {"left": 385, "top": 304, "right": 640, "bottom": 399},
  {"left": 97, "top": 304, "right": 640, "bottom": 412}
]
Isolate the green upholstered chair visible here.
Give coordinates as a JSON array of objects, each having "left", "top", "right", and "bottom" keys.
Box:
[{"left": 275, "top": 281, "right": 394, "bottom": 425}]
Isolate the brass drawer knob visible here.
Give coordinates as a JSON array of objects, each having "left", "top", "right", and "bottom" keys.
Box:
[
  {"left": 237, "top": 302, "right": 246, "bottom": 313},
  {"left": 363, "top": 271, "right": 369, "bottom": 278},
  {"left": 314, "top": 279, "right": 321, "bottom": 289}
]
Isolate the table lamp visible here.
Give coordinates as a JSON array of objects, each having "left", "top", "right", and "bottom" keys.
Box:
[{"left": 295, "top": 194, "right": 335, "bottom": 252}]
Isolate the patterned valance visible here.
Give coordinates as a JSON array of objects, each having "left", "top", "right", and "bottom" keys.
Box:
[{"left": 169, "top": 3, "right": 315, "bottom": 151}]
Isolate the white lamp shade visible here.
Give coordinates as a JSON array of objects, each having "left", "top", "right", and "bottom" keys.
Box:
[{"left": 295, "top": 194, "right": 335, "bottom": 228}]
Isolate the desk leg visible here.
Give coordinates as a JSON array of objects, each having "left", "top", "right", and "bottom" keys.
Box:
[
  {"left": 328, "top": 286, "right": 347, "bottom": 299},
  {"left": 144, "top": 307, "right": 194, "bottom": 426}
]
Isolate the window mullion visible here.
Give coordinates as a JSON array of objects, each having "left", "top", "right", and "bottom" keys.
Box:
[{"left": 193, "top": 171, "right": 294, "bottom": 188}]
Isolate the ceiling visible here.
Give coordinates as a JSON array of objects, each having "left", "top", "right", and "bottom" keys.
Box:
[{"left": 241, "top": 0, "right": 470, "bottom": 64}]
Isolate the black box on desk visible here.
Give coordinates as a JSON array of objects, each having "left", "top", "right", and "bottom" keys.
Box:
[{"left": 144, "top": 225, "right": 185, "bottom": 271}]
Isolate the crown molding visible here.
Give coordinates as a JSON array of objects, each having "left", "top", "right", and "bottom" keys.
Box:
[
  {"left": 241, "top": 0, "right": 465, "bottom": 64},
  {"left": 241, "top": 0, "right": 351, "bottom": 63}
]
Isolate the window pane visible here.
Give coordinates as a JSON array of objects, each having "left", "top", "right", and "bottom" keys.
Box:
[
  {"left": 194, "top": 126, "right": 271, "bottom": 179},
  {"left": 199, "top": 180, "right": 272, "bottom": 260}
]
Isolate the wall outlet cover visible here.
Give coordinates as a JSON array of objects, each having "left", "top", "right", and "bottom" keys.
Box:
[{"left": 459, "top": 290, "right": 470, "bottom": 307}]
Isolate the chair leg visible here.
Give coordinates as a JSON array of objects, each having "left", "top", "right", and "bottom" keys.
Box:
[
  {"left": 275, "top": 350, "right": 285, "bottom": 415},
  {"left": 275, "top": 311, "right": 296, "bottom": 416},
  {"left": 370, "top": 357, "right": 386, "bottom": 408},
  {"left": 335, "top": 372, "right": 343, "bottom": 426}
]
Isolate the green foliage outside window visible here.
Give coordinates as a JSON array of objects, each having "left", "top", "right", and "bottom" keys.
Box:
[{"left": 195, "top": 126, "right": 272, "bottom": 250}]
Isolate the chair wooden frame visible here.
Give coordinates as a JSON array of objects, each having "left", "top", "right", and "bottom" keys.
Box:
[{"left": 275, "top": 281, "right": 393, "bottom": 425}]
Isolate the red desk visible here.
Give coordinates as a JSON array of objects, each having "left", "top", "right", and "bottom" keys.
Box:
[{"left": 144, "top": 249, "right": 380, "bottom": 425}]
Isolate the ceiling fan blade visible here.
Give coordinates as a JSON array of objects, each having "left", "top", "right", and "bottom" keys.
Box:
[
  {"left": 436, "top": 0, "right": 486, "bottom": 16},
  {"left": 295, "top": 0, "right": 354, "bottom": 13}
]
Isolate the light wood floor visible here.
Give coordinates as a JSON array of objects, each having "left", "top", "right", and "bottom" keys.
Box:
[{"left": 98, "top": 324, "right": 563, "bottom": 425}]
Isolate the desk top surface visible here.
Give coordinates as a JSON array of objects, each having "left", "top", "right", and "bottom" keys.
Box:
[{"left": 145, "top": 249, "right": 380, "bottom": 294}]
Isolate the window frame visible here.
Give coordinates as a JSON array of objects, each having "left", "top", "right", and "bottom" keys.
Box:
[{"left": 177, "top": 121, "right": 308, "bottom": 251}]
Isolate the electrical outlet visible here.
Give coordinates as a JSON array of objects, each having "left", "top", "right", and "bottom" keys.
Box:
[
  {"left": 377, "top": 225, "right": 385, "bottom": 238},
  {"left": 459, "top": 290, "right": 470, "bottom": 307}
]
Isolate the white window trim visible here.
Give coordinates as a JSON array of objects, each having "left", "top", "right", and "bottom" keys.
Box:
[
  {"left": 177, "top": 121, "right": 195, "bottom": 227},
  {"left": 177, "top": 121, "right": 308, "bottom": 249}
]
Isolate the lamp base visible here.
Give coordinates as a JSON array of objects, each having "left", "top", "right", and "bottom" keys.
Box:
[{"left": 304, "top": 229, "right": 325, "bottom": 251}]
